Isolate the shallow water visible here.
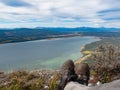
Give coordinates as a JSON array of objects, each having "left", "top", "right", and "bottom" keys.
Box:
[{"left": 0, "top": 36, "right": 100, "bottom": 72}]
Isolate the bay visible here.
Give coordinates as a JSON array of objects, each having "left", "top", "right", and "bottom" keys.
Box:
[{"left": 0, "top": 36, "right": 100, "bottom": 72}]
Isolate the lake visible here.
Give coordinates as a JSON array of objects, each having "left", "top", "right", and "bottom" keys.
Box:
[{"left": 0, "top": 36, "right": 100, "bottom": 72}]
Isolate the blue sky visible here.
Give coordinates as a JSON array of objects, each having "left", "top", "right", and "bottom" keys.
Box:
[{"left": 0, "top": 0, "right": 120, "bottom": 28}]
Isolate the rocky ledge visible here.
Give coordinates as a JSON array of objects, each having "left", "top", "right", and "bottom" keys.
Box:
[{"left": 64, "top": 80, "right": 120, "bottom": 90}]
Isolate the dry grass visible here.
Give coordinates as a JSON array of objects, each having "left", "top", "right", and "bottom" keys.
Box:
[{"left": 0, "top": 70, "right": 60, "bottom": 90}]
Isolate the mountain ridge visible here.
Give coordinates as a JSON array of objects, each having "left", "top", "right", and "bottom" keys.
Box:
[{"left": 0, "top": 27, "right": 120, "bottom": 32}]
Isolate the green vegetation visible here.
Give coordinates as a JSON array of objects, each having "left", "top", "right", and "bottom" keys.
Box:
[
  {"left": 90, "top": 44, "right": 120, "bottom": 83},
  {"left": 0, "top": 70, "right": 60, "bottom": 90},
  {"left": 82, "top": 37, "right": 120, "bottom": 51}
]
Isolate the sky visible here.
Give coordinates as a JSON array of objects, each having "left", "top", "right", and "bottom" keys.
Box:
[{"left": 0, "top": 0, "right": 120, "bottom": 28}]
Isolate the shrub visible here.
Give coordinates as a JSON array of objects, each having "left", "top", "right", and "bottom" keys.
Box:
[
  {"left": 48, "top": 73, "right": 60, "bottom": 90},
  {"left": 91, "top": 44, "right": 120, "bottom": 83}
]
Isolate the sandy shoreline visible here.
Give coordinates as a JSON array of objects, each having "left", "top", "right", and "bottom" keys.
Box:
[{"left": 74, "top": 37, "right": 101, "bottom": 64}]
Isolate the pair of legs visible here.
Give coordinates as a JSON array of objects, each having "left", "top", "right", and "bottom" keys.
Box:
[{"left": 57, "top": 60, "right": 90, "bottom": 90}]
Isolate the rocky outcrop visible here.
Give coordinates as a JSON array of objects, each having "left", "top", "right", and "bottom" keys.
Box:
[{"left": 64, "top": 80, "right": 120, "bottom": 90}]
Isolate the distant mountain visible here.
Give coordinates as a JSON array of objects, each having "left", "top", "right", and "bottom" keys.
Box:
[
  {"left": 0, "top": 27, "right": 120, "bottom": 44},
  {"left": 36, "top": 27, "right": 120, "bottom": 32},
  {"left": 0, "top": 27, "right": 120, "bottom": 32}
]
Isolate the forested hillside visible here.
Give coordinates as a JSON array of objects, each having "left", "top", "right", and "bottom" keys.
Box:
[{"left": 0, "top": 27, "right": 120, "bottom": 44}]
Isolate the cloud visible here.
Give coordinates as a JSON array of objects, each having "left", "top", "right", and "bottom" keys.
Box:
[
  {"left": 0, "top": 0, "right": 119, "bottom": 28},
  {"left": 0, "top": 0, "right": 31, "bottom": 7}
]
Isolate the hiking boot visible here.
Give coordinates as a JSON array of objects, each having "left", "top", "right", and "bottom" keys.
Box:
[
  {"left": 57, "top": 60, "right": 77, "bottom": 90},
  {"left": 75, "top": 63, "right": 90, "bottom": 86}
]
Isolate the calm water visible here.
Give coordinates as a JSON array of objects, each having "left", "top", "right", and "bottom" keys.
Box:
[{"left": 0, "top": 36, "right": 100, "bottom": 72}]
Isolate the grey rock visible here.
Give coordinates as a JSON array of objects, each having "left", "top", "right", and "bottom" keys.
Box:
[{"left": 64, "top": 80, "right": 120, "bottom": 90}]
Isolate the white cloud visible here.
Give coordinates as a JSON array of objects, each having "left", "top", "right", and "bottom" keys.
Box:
[{"left": 0, "top": 0, "right": 119, "bottom": 28}]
